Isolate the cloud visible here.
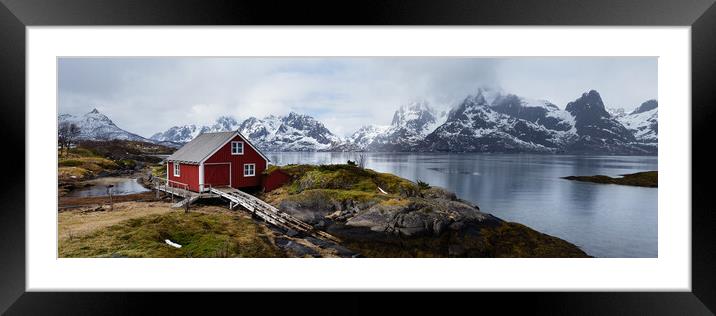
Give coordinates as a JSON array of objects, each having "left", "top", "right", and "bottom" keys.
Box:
[{"left": 58, "top": 57, "right": 657, "bottom": 138}]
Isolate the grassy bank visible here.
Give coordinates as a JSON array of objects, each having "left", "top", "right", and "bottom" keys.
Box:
[
  {"left": 562, "top": 171, "right": 657, "bottom": 187},
  {"left": 59, "top": 202, "right": 284, "bottom": 258}
]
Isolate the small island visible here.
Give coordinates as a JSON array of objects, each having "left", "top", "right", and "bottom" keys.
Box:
[{"left": 562, "top": 171, "right": 657, "bottom": 188}]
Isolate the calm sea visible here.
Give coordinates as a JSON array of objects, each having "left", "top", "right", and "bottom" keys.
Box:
[{"left": 266, "top": 152, "right": 658, "bottom": 258}]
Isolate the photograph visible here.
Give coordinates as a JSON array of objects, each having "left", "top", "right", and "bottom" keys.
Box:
[{"left": 56, "top": 57, "right": 658, "bottom": 259}]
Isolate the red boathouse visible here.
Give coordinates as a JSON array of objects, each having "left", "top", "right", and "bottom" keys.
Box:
[{"left": 165, "top": 131, "right": 270, "bottom": 192}]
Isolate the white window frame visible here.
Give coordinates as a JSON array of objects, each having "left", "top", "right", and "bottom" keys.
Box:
[
  {"left": 231, "top": 141, "right": 244, "bottom": 155},
  {"left": 173, "top": 162, "right": 181, "bottom": 177},
  {"left": 243, "top": 163, "right": 255, "bottom": 177}
]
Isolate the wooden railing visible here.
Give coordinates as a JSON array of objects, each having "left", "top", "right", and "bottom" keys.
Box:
[{"left": 152, "top": 177, "right": 189, "bottom": 191}]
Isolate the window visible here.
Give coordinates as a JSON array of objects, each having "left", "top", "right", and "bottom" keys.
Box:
[
  {"left": 173, "top": 163, "right": 180, "bottom": 177},
  {"left": 231, "top": 141, "right": 244, "bottom": 155},
  {"left": 243, "top": 163, "right": 255, "bottom": 177}
]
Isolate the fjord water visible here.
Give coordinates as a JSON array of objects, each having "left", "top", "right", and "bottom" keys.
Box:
[{"left": 267, "top": 152, "right": 658, "bottom": 258}]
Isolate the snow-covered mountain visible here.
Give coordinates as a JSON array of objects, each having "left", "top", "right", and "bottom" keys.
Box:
[
  {"left": 340, "top": 124, "right": 391, "bottom": 151},
  {"left": 616, "top": 100, "right": 658, "bottom": 144},
  {"left": 563, "top": 90, "right": 647, "bottom": 154},
  {"left": 58, "top": 108, "right": 153, "bottom": 143},
  {"left": 93, "top": 87, "right": 658, "bottom": 155},
  {"left": 419, "top": 89, "right": 577, "bottom": 153},
  {"left": 150, "top": 125, "right": 199, "bottom": 144},
  {"left": 153, "top": 112, "right": 342, "bottom": 152},
  {"left": 355, "top": 100, "right": 447, "bottom": 151},
  {"left": 239, "top": 112, "right": 342, "bottom": 151},
  {"left": 416, "top": 89, "right": 656, "bottom": 154},
  {"left": 150, "top": 116, "right": 240, "bottom": 143}
]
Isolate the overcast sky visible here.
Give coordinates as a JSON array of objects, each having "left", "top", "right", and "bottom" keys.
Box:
[{"left": 58, "top": 57, "right": 657, "bottom": 138}]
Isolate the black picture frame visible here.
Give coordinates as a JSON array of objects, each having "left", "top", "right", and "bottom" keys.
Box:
[{"left": 1, "top": 0, "right": 714, "bottom": 314}]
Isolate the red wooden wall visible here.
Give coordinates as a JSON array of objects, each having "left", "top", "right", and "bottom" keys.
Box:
[
  {"left": 262, "top": 169, "right": 292, "bottom": 192},
  {"left": 167, "top": 162, "right": 200, "bottom": 192},
  {"left": 204, "top": 134, "right": 268, "bottom": 189}
]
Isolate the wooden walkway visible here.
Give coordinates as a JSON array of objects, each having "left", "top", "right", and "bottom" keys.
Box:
[
  {"left": 152, "top": 178, "right": 340, "bottom": 243},
  {"left": 210, "top": 187, "right": 340, "bottom": 243},
  {"left": 155, "top": 182, "right": 215, "bottom": 208}
]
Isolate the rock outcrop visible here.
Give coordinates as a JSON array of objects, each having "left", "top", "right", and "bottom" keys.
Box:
[{"left": 261, "top": 164, "right": 590, "bottom": 258}]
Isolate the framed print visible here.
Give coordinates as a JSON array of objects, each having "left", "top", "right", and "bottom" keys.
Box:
[{"left": 1, "top": 0, "right": 715, "bottom": 314}]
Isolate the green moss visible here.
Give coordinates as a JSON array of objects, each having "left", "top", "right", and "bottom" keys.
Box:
[
  {"left": 335, "top": 221, "right": 589, "bottom": 258},
  {"left": 562, "top": 171, "right": 657, "bottom": 188},
  {"left": 285, "top": 189, "right": 385, "bottom": 205},
  {"left": 379, "top": 198, "right": 411, "bottom": 207},
  {"left": 478, "top": 222, "right": 590, "bottom": 258},
  {"left": 274, "top": 164, "right": 417, "bottom": 196},
  {"left": 59, "top": 211, "right": 284, "bottom": 258}
]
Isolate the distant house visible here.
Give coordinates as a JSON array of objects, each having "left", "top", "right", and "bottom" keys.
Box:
[{"left": 165, "top": 131, "right": 270, "bottom": 192}]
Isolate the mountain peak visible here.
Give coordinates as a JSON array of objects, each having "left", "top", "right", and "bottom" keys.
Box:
[
  {"left": 58, "top": 107, "right": 151, "bottom": 143},
  {"left": 392, "top": 100, "right": 436, "bottom": 127},
  {"left": 475, "top": 86, "right": 505, "bottom": 105},
  {"left": 585, "top": 90, "right": 601, "bottom": 98},
  {"left": 631, "top": 99, "right": 658, "bottom": 114},
  {"left": 565, "top": 90, "right": 608, "bottom": 118}
]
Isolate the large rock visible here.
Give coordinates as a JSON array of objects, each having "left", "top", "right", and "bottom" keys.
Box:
[{"left": 346, "top": 198, "right": 491, "bottom": 237}]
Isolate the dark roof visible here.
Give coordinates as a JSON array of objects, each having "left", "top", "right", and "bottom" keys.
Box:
[{"left": 166, "top": 131, "right": 269, "bottom": 164}]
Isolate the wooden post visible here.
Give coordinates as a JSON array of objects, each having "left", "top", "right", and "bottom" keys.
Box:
[{"left": 106, "top": 185, "right": 114, "bottom": 211}]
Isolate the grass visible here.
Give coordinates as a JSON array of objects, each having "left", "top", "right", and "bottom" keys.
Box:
[
  {"left": 152, "top": 163, "right": 167, "bottom": 178},
  {"left": 59, "top": 208, "right": 284, "bottom": 258},
  {"left": 416, "top": 180, "right": 431, "bottom": 190},
  {"left": 562, "top": 171, "right": 657, "bottom": 188},
  {"left": 58, "top": 147, "right": 121, "bottom": 182},
  {"left": 58, "top": 166, "right": 92, "bottom": 181},
  {"left": 59, "top": 157, "right": 118, "bottom": 171}
]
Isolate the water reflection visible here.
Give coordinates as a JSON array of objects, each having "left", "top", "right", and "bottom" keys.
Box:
[
  {"left": 267, "top": 152, "right": 658, "bottom": 258},
  {"left": 65, "top": 177, "right": 150, "bottom": 197}
]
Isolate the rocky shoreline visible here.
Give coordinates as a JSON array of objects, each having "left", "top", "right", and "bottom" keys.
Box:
[{"left": 261, "top": 164, "right": 590, "bottom": 258}]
